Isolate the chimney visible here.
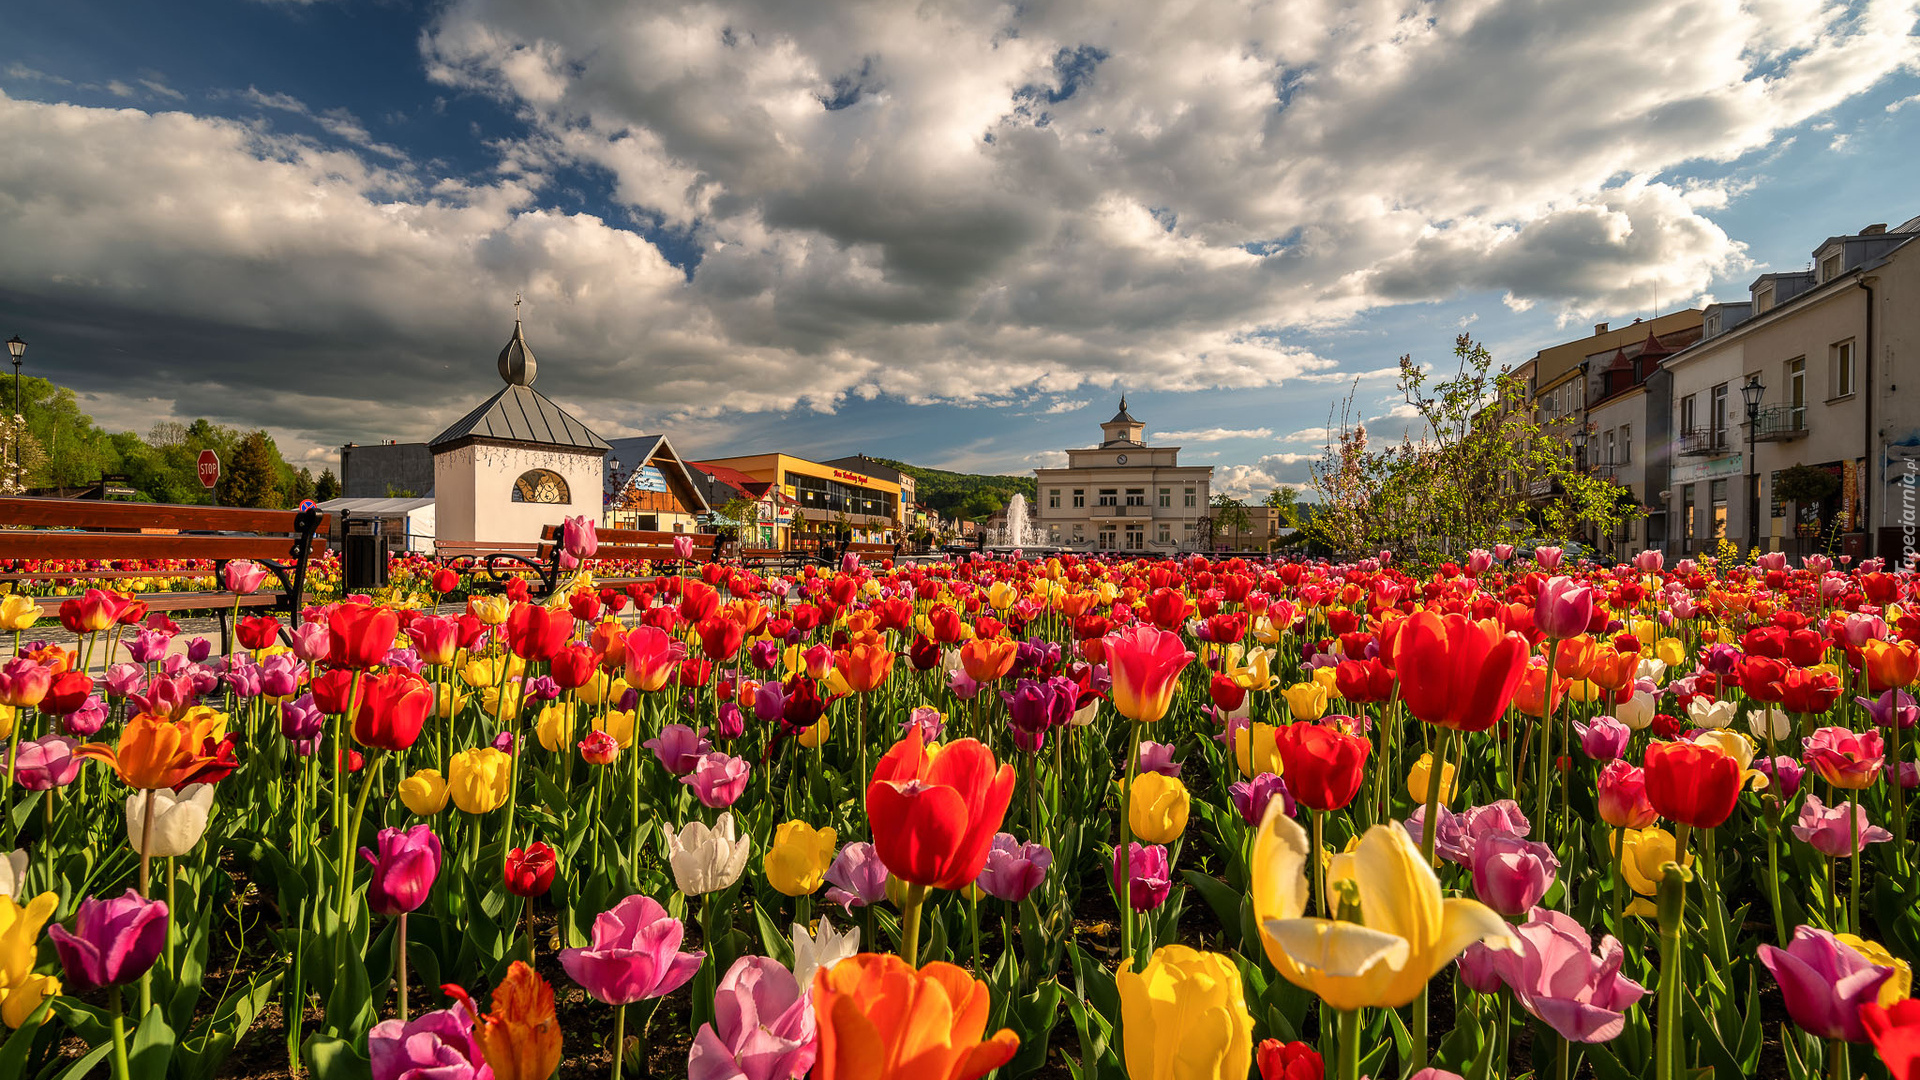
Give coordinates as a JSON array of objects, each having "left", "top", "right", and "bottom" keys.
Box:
[
  {"left": 1862, "top": 223, "right": 1887, "bottom": 235},
  {"left": 1594, "top": 322, "right": 1609, "bottom": 335}
]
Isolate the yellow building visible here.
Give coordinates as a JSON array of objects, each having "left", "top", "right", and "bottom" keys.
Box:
[{"left": 695, "top": 453, "right": 904, "bottom": 547}]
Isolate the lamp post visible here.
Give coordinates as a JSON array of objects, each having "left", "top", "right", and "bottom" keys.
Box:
[
  {"left": 1571, "top": 428, "right": 1590, "bottom": 546},
  {"left": 6, "top": 336, "right": 24, "bottom": 473},
  {"left": 1742, "top": 374, "right": 1765, "bottom": 555}
]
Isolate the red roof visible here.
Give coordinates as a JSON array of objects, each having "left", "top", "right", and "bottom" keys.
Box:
[{"left": 690, "top": 461, "right": 763, "bottom": 490}]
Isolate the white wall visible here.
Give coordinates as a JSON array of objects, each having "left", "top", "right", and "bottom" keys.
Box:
[{"left": 433, "top": 443, "right": 605, "bottom": 545}]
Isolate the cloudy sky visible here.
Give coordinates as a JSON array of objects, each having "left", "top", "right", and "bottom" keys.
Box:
[{"left": 3, "top": 0, "right": 1917, "bottom": 498}]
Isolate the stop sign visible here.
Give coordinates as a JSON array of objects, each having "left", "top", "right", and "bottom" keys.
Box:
[{"left": 197, "top": 450, "right": 221, "bottom": 489}]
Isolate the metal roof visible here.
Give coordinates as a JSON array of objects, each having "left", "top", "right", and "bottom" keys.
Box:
[
  {"left": 428, "top": 383, "right": 611, "bottom": 452},
  {"left": 1107, "top": 396, "right": 1139, "bottom": 425},
  {"left": 317, "top": 497, "right": 436, "bottom": 515}
]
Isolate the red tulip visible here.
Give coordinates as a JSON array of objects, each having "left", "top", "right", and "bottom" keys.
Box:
[
  {"left": 1390, "top": 611, "right": 1528, "bottom": 733},
  {"left": 1644, "top": 741, "right": 1741, "bottom": 828},
  {"left": 567, "top": 590, "right": 601, "bottom": 624},
  {"left": 1862, "top": 998, "right": 1920, "bottom": 1080},
  {"left": 237, "top": 615, "right": 282, "bottom": 651},
  {"left": 350, "top": 671, "right": 433, "bottom": 751},
  {"left": 329, "top": 604, "right": 400, "bottom": 670},
  {"left": 40, "top": 671, "right": 95, "bottom": 716},
  {"left": 504, "top": 842, "right": 558, "bottom": 897},
  {"left": 549, "top": 644, "right": 596, "bottom": 690},
  {"left": 866, "top": 727, "right": 1015, "bottom": 890},
  {"left": 1272, "top": 722, "right": 1370, "bottom": 812},
  {"left": 506, "top": 605, "right": 570, "bottom": 663},
  {"left": 1778, "top": 667, "right": 1841, "bottom": 715},
  {"left": 696, "top": 616, "right": 745, "bottom": 662},
  {"left": 311, "top": 668, "right": 359, "bottom": 715},
  {"left": 431, "top": 567, "right": 460, "bottom": 594},
  {"left": 1333, "top": 657, "right": 1394, "bottom": 704},
  {"left": 1103, "top": 625, "right": 1194, "bottom": 723}
]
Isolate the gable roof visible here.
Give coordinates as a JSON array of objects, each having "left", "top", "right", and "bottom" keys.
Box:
[
  {"left": 604, "top": 433, "right": 710, "bottom": 514},
  {"left": 428, "top": 383, "right": 611, "bottom": 453}
]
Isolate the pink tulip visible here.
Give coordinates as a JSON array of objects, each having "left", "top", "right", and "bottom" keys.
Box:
[
  {"left": 360, "top": 825, "right": 442, "bottom": 916},
  {"left": 12, "top": 735, "right": 82, "bottom": 790},
  {"left": 1632, "top": 549, "right": 1664, "bottom": 572},
  {"left": 1494, "top": 544, "right": 1514, "bottom": 561},
  {"left": 1535, "top": 576, "right": 1592, "bottom": 640},
  {"left": 1470, "top": 834, "right": 1559, "bottom": 916},
  {"left": 1465, "top": 549, "right": 1492, "bottom": 576},
  {"left": 562, "top": 515, "right": 598, "bottom": 560},
  {"left": 1805, "top": 726, "right": 1885, "bottom": 789},
  {"left": 560, "top": 894, "right": 703, "bottom": 1006},
  {"left": 369, "top": 1003, "right": 487, "bottom": 1080},
  {"left": 290, "top": 622, "right": 331, "bottom": 663},
  {"left": 125, "top": 630, "right": 172, "bottom": 664},
  {"left": 62, "top": 695, "right": 109, "bottom": 737},
  {"left": 222, "top": 560, "right": 269, "bottom": 594},
  {"left": 841, "top": 552, "right": 860, "bottom": 575},
  {"left": 644, "top": 724, "right": 712, "bottom": 775},
  {"left": 1135, "top": 740, "right": 1182, "bottom": 778},
  {"left": 976, "top": 833, "right": 1052, "bottom": 903},
  {"left": 681, "top": 752, "right": 751, "bottom": 808},
  {"left": 1533, "top": 545, "right": 1564, "bottom": 571},
  {"left": 1757, "top": 551, "right": 1789, "bottom": 572},
  {"left": 0, "top": 659, "right": 51, "bottom": 709},
  {"left": 1759, "top": 926, "right": 1896, "bottom": 1042},
  {"left": 1596, "top": 761, "right": 1658, "bottom": 829},
  {"left": 1491, "top": 908, "right": 1647, "bottom": 1042},
  {"left": 687, "top": 956, "right": 818, "bottom": 1080},
  {"left": 1791, "top": 795, "right": 1890, "bottom": 858},
  {"left": 48, "top": 890, "right": 169, "bottom": 992},
  {"left": 672, "top": 534, "right": 695, "bottom": 561},
  {"left": 1574, "top": 717, "right": 1631, "bottom": 761},
  {"left": 1111, "top": 842, "right": 1172, "bottom": 912},
  {"left": 824, "top": 841, "right": 889, "bottom": 911},
  {"left": 406, "top": 616, "right": 461, "bottom": 666}
]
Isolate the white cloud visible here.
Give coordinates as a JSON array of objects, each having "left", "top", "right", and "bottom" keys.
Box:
[
  {"left": 1279, "top": 426, "right": 1332, "bottom": 445},
  {"left": 1156, "top": 426, "right": 1274, "bottom": 442},
  {"left": 1042, "top": 399, "right": 1090, "bottom": 414},
  {"left": 1214, "top": 453, "right": 1319, "bottom": 500}
]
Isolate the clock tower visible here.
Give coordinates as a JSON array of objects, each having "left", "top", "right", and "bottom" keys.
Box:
[{"left": 1031, "top": 397, "right": 1214, "bottom": 553}]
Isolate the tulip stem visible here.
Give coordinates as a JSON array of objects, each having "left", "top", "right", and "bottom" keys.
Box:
[
  {"left": 1337, "top": 1008, "right": 1360, "bottom": 1080},
  {"left": 1654, "top": 825, "right": 1690, "bottom": 1080},
  {"left": 334, "top": 758, "right": 380, "bottom": 978},
  {"left": 1849, "top": 806, "right": 1862, "bottom": 935},
  {"left": 900, "top": 883, "right": 928, "bottom": 966},
  {"left": 396, "top": 911, "right": 409, "bottom": 1022},
  {"left": 1310, "top": 809, "right": 1327, "bottom": 917},
  {"left": 1828, "top": 1037, "right": 1846, "bottom": 1080},
  {"left": 610, "top": 1001, "right": 627, "bottom": 1080},
  {"left": 1119, "top": 720, "right": 1141, "bottom": 965},
  {"left": 108, "top": 985, "right": 132, "bottom": 1080},
  {"left": 1537, "top": 639, "right": 1560, "bottom": 847}
]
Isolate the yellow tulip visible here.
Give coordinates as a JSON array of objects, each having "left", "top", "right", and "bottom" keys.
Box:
[
  {"left": 535, "top": 704, "right": 575, "bottom": 752},
  {"left": 434, "top": 683, "right": 471, "bottom": 721},
  {"left": 1405, "top": 753, "right": 1457, "bottom": 806},
  {"left": 0, "top": 707, "right": 12, "bottom": 741},
  {"left": 577, "top": 671, "right": 629, "bottom": 706},
  {"left": 468, "top": 594, "right": 512, "bottom": 625},
  {"left": 798, "top": 717, "right": 829, "bottom": 749},
  {"left": 1691, "top": 728, "right": 1767, "bottom": 790},
  {"left": 1117, "top": 945, "right": 1253, "bottom": 1080},
  {"left": 0, "top": 971, "right": 59, "bottom": 1029},
  {"left": 1231, "top": 646, "right": 1278, "bottom": 694},
  {"left": 447, "top": 748, "right": 512, "bottom": 814},
  {"left": 1251, "top": 805, "right": 1514, "bottom": 1010},
  {"left": 459, "top": 658, "right": 499, "bottom": 688},
  {"left": 1311, "top": 666, "right": 1338, "bottom": 694},
  {"left": 1234, "top": 723, "right": 1282, "bottom": 778},
  {"left": 987, "top": 582, "right": 1019, "bottom": 612},
  {"left": 478, "top": 682, "right": 525, "bottom": 720},
  {"left": 1565, "top": 679, "right": 1604, "bottom": 704},
  {"left": 594, "top": 709, "right": 636, "bottom": 748},
  {"left": 399, "top": 769, "right": 450, "bottom": 815},
  {"left": 0, "top": 596, "right": 38, "bottom": 632},
  {"left": 765, "top": 820, "right": 836, "bottom": 896},
  {"left": 1252, "top": 616, "right": 1283, "bottom": 646},
  {"left": 1283, "top": 682, "right": 1328, "bottom": 722},
  {"left": 824, "top": 668, "right": 852, "bottom": 698},
  {"left": 1610, "top": 827, "right": 1679, "bottom": 917},
  {"left": 0, "top": 891, "right": 58, "bottom": 1028},
  {"left": 1129, "top": 773, "right": 1191, "bottom": 844},
  {"left": 1837, "top": 934, "right": 1913, "bottom": 1007}
]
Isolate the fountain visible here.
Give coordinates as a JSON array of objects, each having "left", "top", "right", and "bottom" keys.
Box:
[{"left": 1004, "top": 492, "right": 1034, "bottom": 548}]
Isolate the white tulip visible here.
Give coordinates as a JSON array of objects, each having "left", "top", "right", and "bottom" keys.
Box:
[
  {"left": 0, "top": 849, "right": 26, "bottom": 900},
  {"left": 125, "top": 785, "right": 215, "bottom": 857},
  {"left": 792, "top": 915, "right": 859, "bottom": 987},
  {"left": 1614, "top": 690, "right": 1656, "bottom": 731},
  {"left": 1748, "top": 705, "right": 1793, "bottom": 741},
  {"left": 1687, "top": 698, "right": 1737, "bottom": 730},
  {"left": 1636, "top": 658, "right": 1667, "bottom": 685},
  {"left": 669, "top": 812, "right": 751, "bottom": 896}
]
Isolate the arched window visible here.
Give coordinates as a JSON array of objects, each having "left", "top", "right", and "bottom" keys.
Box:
[{"left": 512, "top": 469, "right": 570, "bottom": 504}]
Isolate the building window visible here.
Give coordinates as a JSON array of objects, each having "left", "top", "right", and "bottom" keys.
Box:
[
  {"left": 1680, "top": 393, "right": 1696, "bottom": 434},
  {"left": 1832, "top": 340, "right": 1855, "bottom": 398},
  {"left": 1821, "top": 253, "right": 1841, "bottom": 282},
  {"left": 1755, "top": 285, "right": 1774, "bottom": 313},
  {"left": 1620, "top": 425, "right": 1632, "bottom": 465},
  {"left": 1098, "top": 489, "right": 1118, "bottom": 507},
  {"left": 1709, "top": 479, "right": 1729, "bottom": 539},
  {"left": 1125, "top": 488, "right": 1146, "bottom": 507},
  {"left": 1048, "top": 489, "right": 1060, "bottom": 509},
  {"left": 1158, "top": 525, "right": 1171, "bottom": 543},
  {"left": 1787, "top": 357, "right": 1805, "bottom": 429},
  {"left": 511, "top": 469, "right": 570, "bottom": 504},
  {"left": 1183, "top": 487, "right": 1197, "bottom": 508},
  {"left": 1604, "top": 430, "right": 1616, "bottom": 467},
  {"left": 1710, "top": 384, "right": 1729, "bottom": 450},
  {"left": 1158, "top": 487, "right": 1171, "bottom": 508},
  {"left": 1125, "top": 525, "right": 1145, "bottom": 549},
  {"left": 1072, "top": 524, "right": 1084, "bottom": 540},
  {"left": 1680, "top": 484, "right": 1696, "bottom": 542},
  {"left": 1072, "top": 488, "right": 1085, "bottom": 508}
]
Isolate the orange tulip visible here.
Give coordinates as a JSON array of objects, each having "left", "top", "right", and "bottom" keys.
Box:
[
  {"left": 1863, "top": 639, "right": 1920, "bottom": 694},
  {"left": 1586, "top": 644, "right": 1640, "bottom": 692},
  {"left": 77, "top": 710, "right": 227, "bottom": 791},
  {"left": 958, "top": 638, "right": 1017, "bottom": 683},
  {"left": 443, "top": 960, "right": 562, "bottom": 1080},
  {"left": 837, "top": 641, "right": 896, "bottom": 694},
  {"left": 1552, "top": 635, "right": 1598, "bottom": 681},
  {"left": 812, "top": 953, "right": 1019, "bottom": 1080},
  {"left": 1512, "top": 664, "right": 1568, "bottom": 719}
]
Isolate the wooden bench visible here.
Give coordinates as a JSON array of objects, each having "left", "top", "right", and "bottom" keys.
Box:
[
  {"left": 0, "top": 497, "right": 328, "bottom": 652},
  {"left": 533, "top": 526, "right": 724, "bottom": 591},
  {"left": 435, "top": 540, "right": 545, "bottom": 578}
]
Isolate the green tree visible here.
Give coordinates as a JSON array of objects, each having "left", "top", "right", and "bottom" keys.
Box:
[
  {"left": 315, "top": 468, "right": 341, "bottom": 501},
  {"left": 1211, "top": 493, "right": 1253, "bottom": 549},
  {"left": 219, "top": 431, "right": 283, "bottom": 508},
  {"left": 1263, "top": 485, "right": 1302, "bottom": 527},
  {"left": 289, "top": 467, "right": 316, "bottom": 504}
]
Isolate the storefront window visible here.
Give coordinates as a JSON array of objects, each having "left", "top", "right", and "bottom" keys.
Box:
[{"left": 1710, "top": 479, "right": 1728, "bottom": 539}]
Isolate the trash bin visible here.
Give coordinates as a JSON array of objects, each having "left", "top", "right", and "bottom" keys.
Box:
[{"left": 344, "top": 530, "right": 390, "bottom": 591}]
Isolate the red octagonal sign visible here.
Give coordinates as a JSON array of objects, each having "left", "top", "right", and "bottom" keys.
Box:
[{"left": 197, "top": 449, "right": 221, "bottom": 489}]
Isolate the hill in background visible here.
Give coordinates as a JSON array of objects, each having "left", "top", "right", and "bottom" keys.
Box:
[{"left": 875, "top": 458, "right": 1036, "bottom": 521}]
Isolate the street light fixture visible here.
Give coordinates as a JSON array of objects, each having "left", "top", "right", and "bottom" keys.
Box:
[
  {"left": 6, "top": 336, "right": 24, "bottom": 473},
  {"left": 1741, "top": 374, "right": 1765, "bottom": 555}
]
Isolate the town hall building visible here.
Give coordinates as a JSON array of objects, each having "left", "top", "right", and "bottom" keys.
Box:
[{"left": 1033, "top": 399, "right": 1214, "bottom": 552}]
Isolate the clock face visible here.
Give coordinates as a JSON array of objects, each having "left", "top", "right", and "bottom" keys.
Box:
[{"left": 1116, "top": 454, "right": 1129, "bottom": 465}]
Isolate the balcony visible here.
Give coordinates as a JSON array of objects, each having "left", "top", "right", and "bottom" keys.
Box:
[
  {"left": 1748, "top": 403, "right": 1808, "bottom": 442},
  {"left": 1092, "top": 503, "right": 1152, "bottom": 518},
  {"left": 1677, "top": 428, "right": 1731, "bottom": 458}
]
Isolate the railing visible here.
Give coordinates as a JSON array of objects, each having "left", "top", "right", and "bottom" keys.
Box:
[
  {"left": 1748, "top": 403, "right": 1808, "bottom": 442},
  {"left": 1677, "top": 428, "right": 1731, "bottom": 457}
]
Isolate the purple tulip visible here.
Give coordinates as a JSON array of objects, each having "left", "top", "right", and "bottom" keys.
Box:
[
  {"left": 560, "top": 894, "right": 703, "bottom": 1006},
  {"left": 1136, "top": 741, "right": 1182, "bottom": 778},
  {"left": 682, "top": 753, "right": 751, "bottom": 808},
  {"left": 186, "top": 637, "right": 212, "bottom": 664},
  {"left": 1406, "top": 799, "right": 1530, "bottom": 867},
  {"left": 1755, "top": 755, "right": 1805, "bottom": 800},
  {"left": 976, "top": 834, "right": 1052, "bottom": 903},
  {"left": 1470, "top": 834, "right": 1559, "bottom": 916},
  {"left": 12, "top": 735, "right": 82, "bottom": 790},
  {"left": 1002, "top": 678, "right": 1066, "bottom": 743},
  {"left": 1758, "top": 926, "right": 1897, "bottom": 1042},
  {"left": 384, "top": 647, "right": 424, "bottom": 676},
  {"left": 753, "top": 681, "right": 788, "bottom": 724},
  {"left": 125, "top": 630, "right": 172, "bottom": 665},
  {"left": 946, "top": 667, "right": 985, "bottom": 701},
  {"left": 491, "top": 731, "right": 516, "bottom": 755},
  {"left": 281, "top": 693, "right": 326, "bottom": 744},
  {"left": 1457, "top": 940, "right": 1505, "bottom": 994},
  {"left": 687, "top": 956, "right": 818, "bottom": 1080},
  {"left": 369, "top": 1003, "right": 488, "bottom": 1080},
  {"left": 1491, "top": 908, "right": 1647, "bottom": 1042},
  {"left": 1574, "top": 717, "right": 1631, "bottom": 761},
  {"left": 47, "top": 890, "right": 169, "bottom": 992},
  {"left": 1791, "top": 795, "right": 1891, "bottom": 858},
  {"left": 1858, "top": 690, "right": 1919, "bottom": 730},
  {"left": 645, "top": 724, "right": 712, "bottom": 775},
  {"left": 1111, "top": 842, "right": 1172, "bottom": 912},
  {"left": 1702, "top": 644, "right": 1744, "bottom": 676},
  {"left": 523, "top": 675, "right": 560, "bottom": 703},
  {"left": 714, "top": 702, "right": 745, "bottom": 740},
  {"left": 62, "top": 695, "right": 108, "bottom": 737},
  {"left": 824, "top": 842, "right": 889, "bottom": 911},
  {"left": 360, "top": 825, "right": 442, "bottom": 917},
  {"left": 900, "top": 705, "right": 945, "bottom": 742},
  {"left": 747, "top": 639, "right": 781, "bottom": 672},
  {"left": 1230, "top": 773, "right": 1292, "bottom": 825}
]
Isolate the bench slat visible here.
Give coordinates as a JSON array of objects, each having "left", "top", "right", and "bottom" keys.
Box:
[
  {"left": 0, "top": 535, "right": 328, "bottom": 562},
  {"left": 0, "top": 496, "right": 328, "bottom": 535}
]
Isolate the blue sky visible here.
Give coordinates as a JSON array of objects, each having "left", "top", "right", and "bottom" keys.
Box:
[{"left": 2, "top": 0, "right": 1916, "bottom": 496}]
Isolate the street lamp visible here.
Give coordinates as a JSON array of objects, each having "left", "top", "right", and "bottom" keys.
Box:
[
  {"left": 1741, "top": 374, "right": 1765, "bottom": 555},
  {"left": 6, "top": 336, "right": 24, "bottom": 472},
  {"left": 1570, "top": 428, "right": 1590, "bottom": 547}
]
